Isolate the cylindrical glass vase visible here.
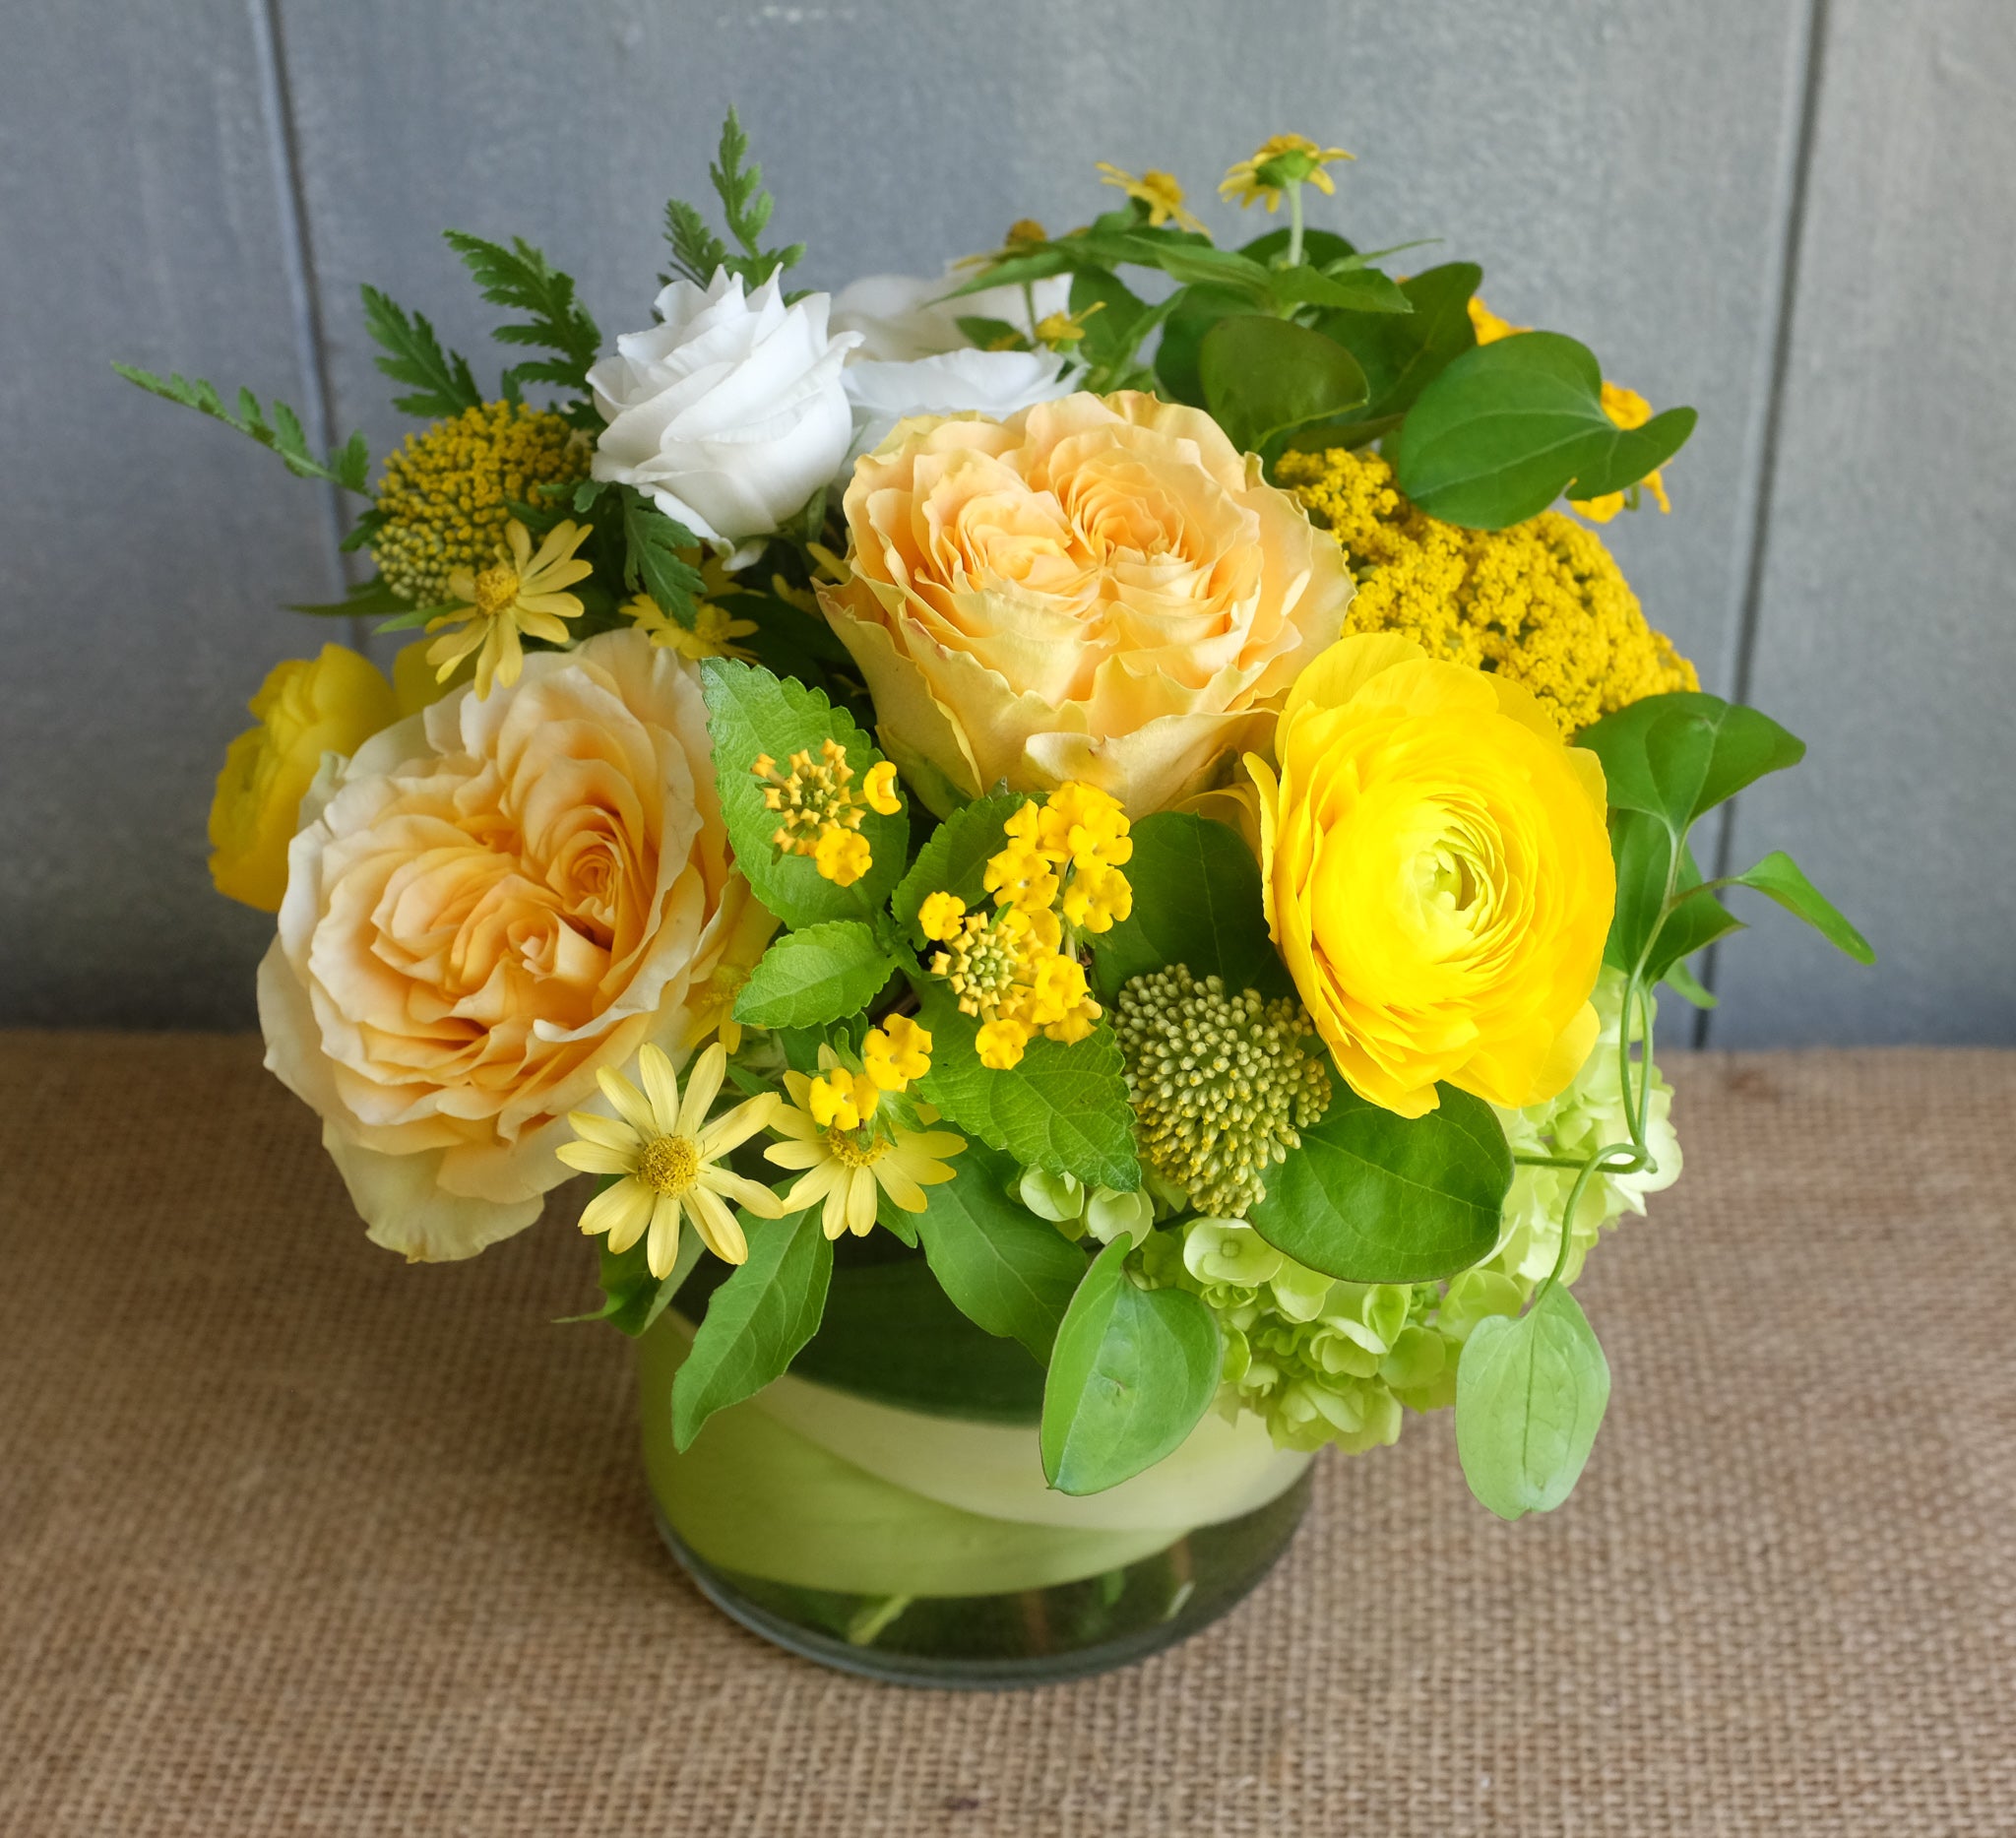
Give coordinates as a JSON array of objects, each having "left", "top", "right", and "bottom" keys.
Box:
[{"left": 638, "top": 1240, "right": 1311, "bottom": 1687}]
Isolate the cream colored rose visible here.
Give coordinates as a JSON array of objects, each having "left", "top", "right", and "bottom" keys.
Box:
[
  {"left": 818, "top": 391, "right": 1353, "bottom": 816},
  {"left": 258, "top": 629, "right": 752, "bottom": 1261}
]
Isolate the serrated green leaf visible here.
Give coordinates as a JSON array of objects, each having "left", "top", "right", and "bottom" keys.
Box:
[
  {"left": 443, "top": 229, "right": 601, "bottom": 399},
  {"left": 910, "top": 1141, "right": 1088, "bottom": 1362},
  {"left": 359, "top": 285, "right": 483, "bottom": 418},
  {"left": 1244, "top": 1070, "right": 1510, "bottom": 1283},
  {"left": 1456, "top": 1284, "right": 1610, "bottom": 1519},
  {"left": 1392, "top": 331, "right": 1696, "bottom": 530},
  {"left": 734, "top": 920, "right": 897, "bottom": 1028},
  {"left": 701, "top": 659, "right": 910, "bottom": 927},
  {"left": 1199, "top": 314, "right": 1368, "bottom": 454},
  {"left": 112, "top": 362, "right": 372, "bottom": 492},
  {"left": 671, "top": 1209, "right": 831, "bottom": 1449},
  {"left": 913, "top": 982, "right": 1140, "bottom": 1191},
  {"left": 619, "top": 487, "right": 704, "bottom": 628},
  {"left": 1040, "top": 1238, "right": 1220, "bottom": 1494},
  {"left": 890, "top": 794, "right": 1024, "bottom": 941},
  {"left": 1088, "top": 812, "right": 1287, "bottom": 1001},
  {"left": 1730, "top": 852, "right": 1874, "bottom": 965}
]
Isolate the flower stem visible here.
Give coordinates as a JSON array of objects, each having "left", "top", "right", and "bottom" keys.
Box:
[{"left": 1285, "top": 182, "right": 1306, "bottom": 268}]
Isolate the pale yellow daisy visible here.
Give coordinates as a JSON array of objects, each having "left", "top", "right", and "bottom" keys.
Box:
[
  {"left": 1219, "top": 134, "right": 1354, "bottom": 212},
  {"left": 764, "top": 1060, "right": 966, "bottom": 1240},
  {"left": 556, "top": 1043, "right": 782, "bottom": 1275},
  {"left": 426, "top": 516, "right": 594, "bottom": 699},
  {"left": 1096, "top": 162, "right": 1206, "bottom": 235}
]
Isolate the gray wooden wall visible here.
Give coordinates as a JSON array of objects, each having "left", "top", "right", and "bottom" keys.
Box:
[{"left": 3, "top": 0, "right": 2009, "bottom": 1043}]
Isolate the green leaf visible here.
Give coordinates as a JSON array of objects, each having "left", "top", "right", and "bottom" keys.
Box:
[
  {"left": 1040, "top": 1239, "right": 1221, "bottom": 1494},
  {"left": 1732, "top": 852, "right": 1874, "bottom": 965},
  {"left": 1392, "top": 331, "right": 1696, "bottom": 530},
  {"left": 1151, "top": 285, "right": 1253, "bottom": 407},
  {"left": 890, "top": 794, "right": 1024, "bottom": 942},
  {"left": 671, "top": 1208, "right": 832, "bottom": 1450},
  {"left": 1456, "top": 1284, "right": 1610, "bottom": 1518},
  {"left": 558, "top": 1200, "right": 707, "bottom": 1336},
  {"left": 662, "top": 195, "right": 730, "bottom": 290},
  {"left": 1580, "top": 693, "right": 1805, "bottom": 838},
  {"left": 286, "top": 575, "right": 410, "bottom": 619},
  {"left": 912, "top": 1141, "right": 1088, "bottom": 1361},
  {"left": 442, "top": 230, "right": 602, "bottom": 398},
  {"left": 1267, "top": 264, "right": 1412, "bottom": 315},
  {"left": 702, "top": 660, "right": 910, "bottom": 928},
  {"left": 1199, "top": 314, "right": 1368, "bottom": 454},
  {"left": 1088, "top": 812, "right": 1287, "bottom": 1001},
  {"left": 112, "top": 363, "right": 372, "bottom": 491},
  {"left": 913, "top": 982, "right": 1140, "bottom": 1191},
  {"left": 734, "top": 920, "right": 897, "bottom": 1028},
  {"left": 1312, "top": 261, "right": 1481, "bottom": 425},
  {"left": 617, "top": 487, "right": 707, "bottom": 629},
  {"left": 358, "top": 285, "right": 483, "bottom": 418},
  {"left": 1238, "top": 227, "right": 1358, "bottom": 269},
  {"left": 1245, "top": 1071, "right": 1511, "bottom": 1282},
  {"left": 955, "top": 314, "right": 1028, "bottom": 351},
  {"left": 686, "top": 106, "right": 805, "bottom": 288}
]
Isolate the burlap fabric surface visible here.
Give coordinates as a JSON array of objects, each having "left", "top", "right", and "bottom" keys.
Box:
[{"left": 2, "top": 1034, "right": 2011, "bottom": 1836}]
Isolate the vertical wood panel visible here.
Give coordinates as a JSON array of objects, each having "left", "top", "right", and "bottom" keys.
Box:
[
  {"left": 1711, "top": 0, "right": 2016, "bottom": 1044},
  {"left": 0, "top": 0, "right": 341, "bottom": 1024}
]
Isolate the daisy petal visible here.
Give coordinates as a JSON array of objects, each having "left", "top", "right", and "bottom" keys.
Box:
[
  {"left": 637, "top": 1045, "right": 682, "bottom": 1131},
  {"left": 702, "top": 1168, "right": 787, "bottom": 1216},
  {"left": 582, "top": 1178, "right": 653, "bottom": 1252},
  {"left": 764, "top": 1139, "right": 827, "bottom": 1172},
  {"left": 678, "top": 1044, "right": 726, "bottom": 1136},
  {"left": 690, "top": 1186, "right": 748, "bottom": 1263},
  {"left": 567, "top": 1111, "right": 639, "bottom": 1153},
  {"left": 597, "top": 1066, "right": 659, "bottom": 1138},
  {"left": 872, "top": 1164, "right": 926, "bottom": 1213},
  {"left": 647, "top": 1194, "right": 684, "bottom": 1279},
  {"left": 555, "top": 1140, "right": 635, "bottom": 1176},
  {"left": 846, "top": 1170, "right": 878, "bottom": 1236},
  {"left": 700, "top": 1092, "right": 779, "bottom": 1158}
]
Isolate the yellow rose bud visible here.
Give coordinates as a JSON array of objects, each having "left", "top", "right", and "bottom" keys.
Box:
[
  {"left": 207, "top": 645, "right": 401, "bottom": 913},
  {"left": 1245, "top": 634, "right": 1614, "bottom": 1119}
]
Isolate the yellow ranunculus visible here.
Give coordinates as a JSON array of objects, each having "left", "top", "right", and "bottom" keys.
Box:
[
  {"left": 1244, "top": 635, "right": 1614, "bottom": 1119},
  {"left": 208, "top": 645, "right": 402, "bottom": 912},
  {"left": 818, "top": 391, "right": 1352, "bottom": 818}
]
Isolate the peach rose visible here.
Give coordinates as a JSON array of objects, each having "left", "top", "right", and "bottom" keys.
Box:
[
  {"left": 819, "top": 391, "right": 1353, "bottom": 817},
  {"left": 258, "top": 628, "right": 752, "bottom": 1260}
]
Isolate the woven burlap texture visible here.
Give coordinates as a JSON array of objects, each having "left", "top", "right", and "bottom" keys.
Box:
[{"left": 1, "top": 1034, "right": 2011, "bottom": 1836}]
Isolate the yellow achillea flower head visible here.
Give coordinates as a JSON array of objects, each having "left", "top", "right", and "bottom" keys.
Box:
[
  {"left": 1220, "top": 134, "right": 1354, "bottom": 211},
  {"left": 555, "top": 1043, "right": 784, "bottom": 1275},
  {"left": 372, "top": 400, "right": 589, "bottom": 606},
  {"left": 1463, "top": 297, "right": 1674, "bottom": 519},
  {"left": 425, "top": 517, "right": 594, "bottom": 700},
  {"left": 764, "top": 1049, "right": 966, "bottom": 1239},
  {"left": 1275, "top": 446, "right": 1697, "bottom": 738},
  {"left": 750, "top": 738, "right": 893, "bottom": 886},
  {"left": 1096, "top": 162, "right": 1207, "bottom": 235}
]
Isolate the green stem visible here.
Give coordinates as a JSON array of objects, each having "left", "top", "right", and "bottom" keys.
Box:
[{"left": 1285, "top": 182, "right": 1306, "bottom": 268}]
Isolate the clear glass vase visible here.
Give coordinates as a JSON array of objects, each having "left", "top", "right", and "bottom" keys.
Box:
[{"left": 638, "top": 1237, "right": 1312, "bottom": 1687}]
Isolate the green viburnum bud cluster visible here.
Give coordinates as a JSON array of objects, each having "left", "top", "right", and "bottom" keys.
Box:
[
  {"left": 1491, "top": 967, "right": 1682, "bottom": 1286},
  {"left": 1130, "top": 969, "right": 1686, "bottom": 1461},
  {"left": 1114, "top": 967, "right": 1331, "bottom": 1217},
  {"left": 1017, "top": 1167, "right": 1156, "bottom": 1248}
]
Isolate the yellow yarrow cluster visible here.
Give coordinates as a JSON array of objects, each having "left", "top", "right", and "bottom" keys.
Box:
[
  {"left": 1276, "top": 446, "right": 1698, "bottom": 738},
  {"left": 750, "top": 741, "right": 902, "bottom": 887},
  {"left": 918, "top": 783, "right": 1130, "bottom": 1070},
  {"left": 371, "top": 401, "right": 589, "bottom": 605}
]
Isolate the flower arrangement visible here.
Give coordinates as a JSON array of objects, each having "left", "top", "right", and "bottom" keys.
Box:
[{"left": 123, "top": 114, "right": 1872, "bottom": 1538}]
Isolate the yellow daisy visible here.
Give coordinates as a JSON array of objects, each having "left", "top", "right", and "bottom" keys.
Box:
[
  {"left": 764, "top": 1058, "right": 966, "bottom": 1239},
  {"left": 556, "top": 1043, "right": 783, "bottom": 1275},
  {"left": 1219, "top": 134, "right": 1354, "bottom": 212},
  {"left": 1096, "top": 162, "right": 1206, "bottom": 235},
  {"left": 426, "top": 517, "right": 594, "bottom": 699},
  {"left": 624, "top": 592, "right": 760, "bottom": 661}
]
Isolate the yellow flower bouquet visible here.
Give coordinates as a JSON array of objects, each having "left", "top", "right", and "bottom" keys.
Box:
[{"left": 120, "top": 114, "right": 1871, "bottom": 1684}]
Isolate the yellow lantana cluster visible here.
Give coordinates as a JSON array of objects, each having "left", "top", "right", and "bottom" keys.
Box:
[
  {"left": 371, "top": 400, "right": 588, "bottom": 605},
  {"left": 1276, "top": 446, "right": 1698, "bottom": 738},
  {"left": 806, "top": 1015, "right": 933, "bottom": 1128},
  {"left": 917, "top": 783, "right": 1131, "bottom": 1070},
  {"left": 750, "top": 740, "right": 903, "bottom": 886}
]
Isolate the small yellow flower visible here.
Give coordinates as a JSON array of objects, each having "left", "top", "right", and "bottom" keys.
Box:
[
  {"left": 862, "top": 760, "right": 903, "bottom": 816},
  {"left": 683, "top": 899, "right": 780, "bottom": 1055},
  {"left": 1061, "top": 859, "right": 1133, "bottom": 933},
  {"left": 1220, "top": 134, "right": 1354, "bottom": 212},
  {"left": 814, "top": 827, "right": 872, "bottom": 886},
  {"left": 808, "top": 1064, "right": 879, "bottom": 1130},
  {"left": 1096, "top": 162, "right": 1206, "bottom": 235},
  {"left": 1467, "top": 296, "right": 1527, "bottom": 346},
  {"left": 555, "top": 1043, "right": 784, "bottom": 1275},
  {"left": 917, "top": 891, "right": 968, "bottom": 942},
  {"left": 1033, "top": 300, "right": 1106, "bottom": 349},
  {"left": 863, "top": 1015, "right": 932, "bottom": 1092},
  {"left": 984, "top": 837, "right": 1060, "bottom": 911},
  {"left": 1036, "top": 783, "right": 1132, "bottom": 870},
  {"left": 625, "top": 593, "right": 759, "bottom": 661},
  {"left": 765, "top": 1058, "right": 967, "bottom": 1238},
  {"left": 976, "top": 1018, "right": 1032, "bottom": 1071},
  {"left": 426, "top": 517, "right": 594, "bottom": 700},
  {"left": 1005, "top": 218, "right": 1049, "bottom": 247}
]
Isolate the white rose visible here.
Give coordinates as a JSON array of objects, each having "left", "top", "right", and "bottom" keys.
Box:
[
  {"left": 830, "top": 266, "right": 1072, "bottom": 362},
  {"left": 842, "top": 348, "right": 1076, "bottom": 458},
  {"left": 589, "top": 269, "right": 861, "bottom": 544}
]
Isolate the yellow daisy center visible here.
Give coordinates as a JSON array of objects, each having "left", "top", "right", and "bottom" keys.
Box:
[
  {"left": 472, "top": 564, "right": 520, "bottom": 618},
  {"left": 639, "top": 1133, "right": 701, "bottom": 1196},
  {"left": 825, "top": 1127, "right": 889, "bottom": 1171}
]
